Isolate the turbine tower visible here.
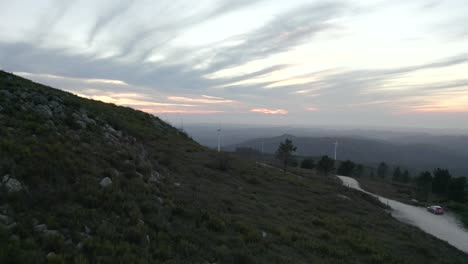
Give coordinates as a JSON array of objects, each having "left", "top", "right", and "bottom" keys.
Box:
[
  {"left": 217, "top": 125, "right": 222, "bottom": 152},
  {"left": 334, "top": 140, "right": 339, "bottom": 160}
]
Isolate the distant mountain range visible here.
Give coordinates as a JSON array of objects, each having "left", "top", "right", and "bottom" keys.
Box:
[{"left": 228, "top": 134, "right": 468, "bottom": 177}]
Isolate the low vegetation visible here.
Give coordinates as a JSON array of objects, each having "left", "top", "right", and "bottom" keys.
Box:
[{"left": 1, "top": 71, "right": 467, "bottom": 263}]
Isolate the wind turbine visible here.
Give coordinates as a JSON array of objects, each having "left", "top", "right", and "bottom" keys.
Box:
[
  {"left": 217, "top": 124, "right": 222, "bottom": 152},
  {"left": 334, "top": 140, "right": 339, "bottom": 160}
]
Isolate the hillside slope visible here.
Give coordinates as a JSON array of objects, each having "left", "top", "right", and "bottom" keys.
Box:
[
  {"left": 1, "top": 70, "right": 467, "bottom": 263},
  {"left": 229, "top": 134, "right": 468, "bottom": 176}
]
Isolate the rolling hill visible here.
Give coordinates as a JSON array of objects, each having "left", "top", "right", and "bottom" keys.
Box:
[
  {"left": 1, "top": 70, "right": 468, "bottom": 263},
  {"left": 228, "top": 134, "right": 468, "bottom": 177}
]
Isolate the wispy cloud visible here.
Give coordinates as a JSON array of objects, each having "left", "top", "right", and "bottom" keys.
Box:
[
  {"left": 168, "top": 96, "right": 235, "bottom": 104},
  {"left": 250, "top": 108, "right": 288, "bottom": 115},
  {"left": 87, "top": 0, "right": 135, "bottom": 44},
  {"left": 204, "top": 2, "right": 346, "bottom": 71},
  {"left": 2, "top": 0, "right": 468, "bottom": 128},
  {"left": 306, "top": 107, "right": 320, "bottom": 111}
]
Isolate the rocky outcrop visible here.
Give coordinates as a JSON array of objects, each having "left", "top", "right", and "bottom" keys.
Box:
[
  {"left": 100, "top": 177, "right": 113, "bottom": 188},
  {"left": 34, "top": 104, "right": 53, "bottom": 119},
  {"left": 149, "top": 171, "right": 162, "bottom": 183},
  {"left": 2, "top": 175, "right": 23, "bottom": 192},
  {"left": 34, "top": 224, "right": 48, "bottom": 233}
]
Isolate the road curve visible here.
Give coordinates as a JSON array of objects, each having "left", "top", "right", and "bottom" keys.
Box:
[{"left": 337, "top": 175, "right": 468, "bottom": 254}]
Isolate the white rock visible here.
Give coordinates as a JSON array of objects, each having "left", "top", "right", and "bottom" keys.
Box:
[
  {"left": 2, "top": 175, "right": 23, "bottom": 192},
  {"left": 149, "top": 171, "right": 161, "bottom": 183},
  {"left": 44, "top": 230, "right": 60, "bottom": 237},
  {"left": 34, "top": 224, "right": 48, "bottom": 232},
  {"left": 100, "top": 177, "right": 112, "bottom": 188},
  {"left": 157, "top": 197, "right": 164, "bottom": 204},
  {"left": 46, "top": 252, "right": 56, "bottom": 260}
]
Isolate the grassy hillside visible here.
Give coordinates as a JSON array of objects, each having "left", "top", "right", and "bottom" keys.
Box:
[
  {"left": 229, "top": 134, "right": 468, "bottom": 177},
  {"left": 1, "top": 70, "right": 467, "bottom": 263}
]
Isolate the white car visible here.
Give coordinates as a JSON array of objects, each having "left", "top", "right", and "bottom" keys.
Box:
[{"left": 427, "top": 205, "right": 444, "bottom": 215}]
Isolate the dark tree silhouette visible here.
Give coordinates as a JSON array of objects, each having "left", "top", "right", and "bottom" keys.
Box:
[
  {"left": 354, "top": 164, "right": 364, "bottom": 177},
  {"left": 392, "top": 167, "right": 402, "bottom": 182},
  {"left": 337, "top": 160, "right": 356, "bottom": 176},
  {"left": 377, "top": 162, "right": 388, "bottom": 179},
  {"left": 275, "top": 139, "right": 297, "bottom": 171},
  {"left": 415, "top": 171, "right": 433, "bottom": 199},
  {"left": 448, "top": 177, "right": 467, "bottom": 202},
  {"left": 300, "top": 158, "right": 315, "bottom": 170},
  {"left": 317, "top": 155, "right": 335, "bottom": 175},
  {"left": 402, "top": 170, "right": 410, "bottom": 183},
  {"left": 432, "top": 168, "right": 451, "bottom": 195}
]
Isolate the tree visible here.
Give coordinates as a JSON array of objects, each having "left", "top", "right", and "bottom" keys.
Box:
[
  {"left": 415, "top": 171, "right": 432, "bottom": 199},
  {"left": 316, "top": 155, "right": 335, "bottom": 175},
  {"left": 432, "top": 168, "right": 451, "bottom": 195},
  {"left": 377, "top": 162, "right": 388, "bottom": 179},
  {"left": 402, "top": 170, "right": 410, "bottom": 183},
  {"left": 275, "top": 139, "right": 297, "bottom": 171},
  {"left": 392, "top": 167, "right": 402, "bottom": 182},
  {"left": 300, "top": 158, "right": 315, "bottom": 170},
  {"left": 337, "top": 160, "right": 355, "bottom": 176},
  {"left": 448, "top": 177, "right": 466, "bottom": 202},
  {"left": 354, "top": 164, "right": 364, "bottom": 177}
]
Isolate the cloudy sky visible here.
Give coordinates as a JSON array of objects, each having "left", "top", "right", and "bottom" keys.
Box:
[{"left": 1, "top": 0, "right": 468, "bottom": 130}]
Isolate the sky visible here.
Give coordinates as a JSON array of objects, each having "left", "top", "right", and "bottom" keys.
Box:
[{"left": 1, "top": 0, "right": 468, "bottom": 130}]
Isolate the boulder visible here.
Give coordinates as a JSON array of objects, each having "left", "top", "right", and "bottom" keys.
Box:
[
  {"left": 34, "top": 104, "right": 53, "bottom": 119},
  {"left": 46, "top": 252, "right": 57, "bottom": 261},
  {"left": 149, "top": 171, "right": 161, "bottom": 183},
  {"left": 32, "top": 94, "right": 48, "bottom": 105},
  {"left": 100, "top": 177, "right": 112, "bottom": 188},
  {"left": 34, "top": 224, "right": 48, "bottom": 233},
  {"left": 44, "top": 230, "right": 60, "bottom": 237},
  {"left": 80, "top": 112, "right": 96, "bottom": 126},
  {"left": 49, "top": 101, "right": 65, "bottom": 118},
  {"left": 2, "top": 175, "right": 23, "bottom": 192},
  {"left": 157, "top": 197, "right": 164, "bottom": 204},
  {"left": 76, "top": 120, "right": 87, "bottom": 129}
]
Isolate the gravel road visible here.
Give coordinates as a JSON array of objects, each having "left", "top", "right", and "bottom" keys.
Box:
[{"left": 338, "top": 175, "right": 468, "bottom": 254}]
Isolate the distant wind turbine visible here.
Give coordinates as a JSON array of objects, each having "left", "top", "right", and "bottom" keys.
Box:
[{"left": 217, "top": 124, "right": 222, "bottom": 152}]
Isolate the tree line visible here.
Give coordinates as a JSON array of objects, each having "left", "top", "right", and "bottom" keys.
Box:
[{"left": 274, "top": 139, "right": 466, "bottom": 203}]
